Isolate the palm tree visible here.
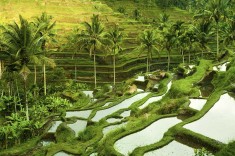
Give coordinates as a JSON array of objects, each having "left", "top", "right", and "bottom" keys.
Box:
[
  {"left": 193, "top": 20, "right": 212, "bottom": 57},
  {"left": 105, "top": 25, "right": 123, "bottom": 87},
  {"left": 158, "top": 13, "right": 170, "bottom": 31},
  {"left": 0, "top": 15, "right": 44, "bottom": 121},
  {"left": 222, "top": 15, "right": 235, "bottom": 48},
  {"left": 0, "top": 125, "right": 11, "bottom": 149},
  {"left": 194, "top": 0, "right": 231, "bottom": 57},
  {"left": 184, "top": 27, "right": 197, "bottom": 63},
  {"left": 34, "top": 12, "right": 56, "bottom": 96},
  {"left": 65, "top": 28, "right": 80, "bottom": 81},
  {"left": 136, "top": 29, "right": 159, "bottom": 73},
  {"left": 79, "top": 14, "right": 105, "bottom": 88},
  {"left": 172, "top": 21, "right": 186, "bottom": 63},
  {"left": 160, "top": 27, "right": 176, "bottom": 71}
]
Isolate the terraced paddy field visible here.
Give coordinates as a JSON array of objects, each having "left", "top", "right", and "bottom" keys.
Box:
[
  {"left": 1, "top": 59, "right": 235, "bottom": 156},
  {"left": 0, "top": 0, "right": 202, "bottom": 85},
  {"left": 1, "top": 1, "right": 235, "bottom": 156}
]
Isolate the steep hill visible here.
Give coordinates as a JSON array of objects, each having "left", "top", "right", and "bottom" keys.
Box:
[{"left": 0, "top": 0, "right": 194, "bottom": 85}]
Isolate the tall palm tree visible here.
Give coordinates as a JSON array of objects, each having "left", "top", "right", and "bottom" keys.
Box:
[
  {"left": 34, "top": 12, "right": 56, "bottom": 96},
  {"left": 160, "top": 27, "right": 176, "bottom": 71},
  {"left": 158, "top": 13, "right": 170, "bottom": 31},
  {"left": 172, "top": 21, "right": 186, "bottom": 63},
  {"left": 79, "top": 14, "right": 105, "bottom": 89},
  {"left": 222, "top": 15, "right": 235, "bottom": 48},
  {"left": 136, "top": 29, "right": 159, "bottom": 73},
  {"left": 66, "top": 28, "right": 80, "bottom": 81},
  {"left": 184, "top": 27, "right": 197, "bottom": 63},
  {"left": 105, "top": 25, "right": 123, "bottom": 87},
  {"left": 0, "top": 15, "right": 44, "bottom": 121},
  {"left": 193, "top": 20, "right": 212, "bottom": 57},
  {"left": 194, "top": 0, "right": 231, "bottom": 57}
]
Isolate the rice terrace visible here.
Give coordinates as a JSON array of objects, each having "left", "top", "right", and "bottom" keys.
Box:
[{"left": 0, "top": 0, "right": 235, "bottom": 156}]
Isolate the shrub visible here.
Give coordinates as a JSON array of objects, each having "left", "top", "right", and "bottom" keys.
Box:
[
  {"left": 117, "top": 6, "right": 126, "bottom": 14},
  {"left": 45, "top": 97, "right": 71, "bottom": 113},
  {"left": 55, "top": 123, "right": 75, "bottom": 142}
]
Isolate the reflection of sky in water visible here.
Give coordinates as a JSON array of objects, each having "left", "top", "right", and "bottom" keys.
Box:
[
  {"left": 92, "top": 92, "right": 149, "bottom": 122},
  {"left": 185, "top": 93, "right": 235, "bottom": 143},
  {"left": 103, "top": 122, "right": 127, "bottom": 136},
  {"left": 48, "top": 121, "right": 62, "bottom": 133},
  {"left": 144, "top": 141, "right": 195, "bottom": 156},
  {"left": 189, "top": 99, "right": 207, "bottom": 110},
  {"left": 114, "top": 117, "right": 181, "bottom": 156},
  {"left": 67, "top": 120, "right": 87, "bottom": 137},
  {"left": 139, "top": 81, "right": 172, "bottom": 109},
  {"left": 65, "top": 110, "right": 92, "bottom": 118}
]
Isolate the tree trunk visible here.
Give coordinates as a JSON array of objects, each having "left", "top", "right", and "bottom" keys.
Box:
[
  {"left": 15, "top": 75, "right": 20, "bottom": 100},
  {"left": 0, "top": 60, "right": 2, "bottom": 79},
  {"left": 216, "top": 23, "right": 219, "bottom": 57},
  {"left": 94, "top": 50, "right": 97, "bottom": 89},
  {"left": 75, "top": 65, "right": 77, "bottom": 81},
  {"left": 146, "top": 56, "right": 149, "bottom": 73},
  {"left": 189, "top": 50, "right": 191, "bottom": 63},
  {"left": 167, "top": 51, "right": 170, "bottom": 71},
  {"left": 181, "top": 49, "right": 185, "bottom": 64},
  {"left": 5, "top": 134, "right": 7, "bottom": 149},
  {"left": 113, "top": 50, "right": 116, "bottom": 87},
  {"left": 43, "top": 63, "right": 46, "bottom": 95},
  {"left": 24, "top": 80, "right": 29, "bottom": 121},
  {"left": 34, "top": 65, "right": 37, "bottom": 85}
]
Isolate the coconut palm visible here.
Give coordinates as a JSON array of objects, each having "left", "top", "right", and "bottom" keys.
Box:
[
  {"left": 105, "top": 25, "right": 123, "bottom": 87},
  {"left": 193, "top": 20, "right": 212, "bottom": 57},
  {"left": 0, "top": 15, "right": 44, "bottom": 120},
  {"left": 194, "top": 0, "right": 231, "bottom": 57},
  {"left": 160, "top": 27, "right": 176, "bottom": 71},
  {"left": 222, "top": 15, "right": 235, "bottom": 47},
  {"left": 65, "top": 28, "right": 80, "bottom": 81},
  {"left": 172, "top": 21, "right": 186, "bottom": 63},
  {"left": 34, "top": 12, "right": 56, "bottom": 96},
  {"left": 136, "top": 29, "right": 159, "bottom": 73},
  {"left": 0, "top": 125, "right": 11, "bottom": 149},
  {"left": 158, "top": 13, "right": 170, "bottom": 31},
  {"left": 79, "top": 14, "right": 105, "bottom": 88},
  {"left": 184, "top": 27, "right": 197, "bottom": 63}
]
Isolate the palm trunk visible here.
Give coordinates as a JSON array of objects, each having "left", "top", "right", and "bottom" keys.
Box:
[
  {"left": 146, "top": 56, "right": 149, "bottom": 73},
  {"left": 189, "top": 50, "right": 191, "bottom": 63},
  {"left": 34, "top": 65, "right": 37, "bottom": 96},
  {"left": 0, "top": 60, "right": 2, "bottom": 79},
  {"left": 167, "top": 51, "right": 170, "bottom": 71},
  {"left": 147, "top": 48, "right": 150, "bottom": 73},
  {"left": 43, "top": 63, "right": 46, "bottom": 96},
  {"left": 94, "top": 50, "right": 97, "bottom": 89},
  {"left": 181, "top": 49, "right": 185, "bottom": 64},
  {"left": 113, "top": 50, "right": 116, "bottom": 87},
  {"left": 216, "top": 23, "right": 219, "bottom": 57},
  {"left": 34, "top": 65, "right": 37, "bottom": 85},
  {"left": 24, "top": 79, "right": 29, "bottom": 121},
  {"left": 5, "top": 134, "right": 7, "bottom": 149},
  {"left": 15, "top": 76, "right": 20, "bottom": 100},
  {"left": 75, "top": 65, "right": 77, "bottom": 81}
]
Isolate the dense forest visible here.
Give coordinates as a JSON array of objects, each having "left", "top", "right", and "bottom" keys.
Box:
[{"left": 0, "top": 0, "right": 235, "bottom": 156}]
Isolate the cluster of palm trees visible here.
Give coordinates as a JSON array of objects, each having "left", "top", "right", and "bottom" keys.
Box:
[
  {"left": 71, "top": 15, "right": 123, "bottom": 89},
  {"left": 0, "top": 13, "right": 55, "bottom": 121},
  {"left": 70, "top": 0, "right": 234, "bottom": 89}
]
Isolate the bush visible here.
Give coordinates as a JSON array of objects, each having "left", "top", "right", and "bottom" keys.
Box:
[
  {"left": 45, "top": 97, "right": 71, "bottom": 113},
  {"left": 158, "top": 98, "right": 187, "bottom": 114},
  {"left": 55, "top": 123, "right": 75, "bottom": 142},
  {"left": 77, "top": 126, "right": 96, "bottom": 142},
  {"left": 216, "top": 141, "right": 235, "bottom": 156},
  {"left": 117, "top": 6, "right": 126, "bottom": 14}
]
